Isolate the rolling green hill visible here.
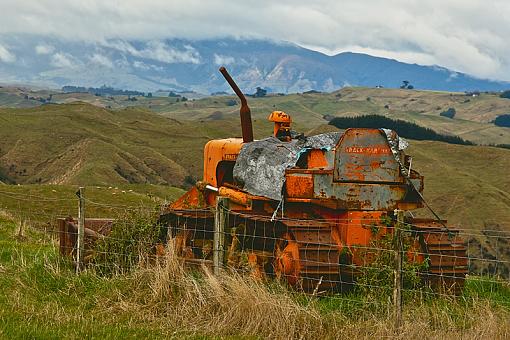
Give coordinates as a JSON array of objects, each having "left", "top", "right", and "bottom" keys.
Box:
[
  {"left": 157, "top": 88, "right": 510, "bottom": 145},
  {"left": 0, "top": 101, "right": 509, "bottom": 235},
  {"left": 0, "top": 102, "right": 243, "bottom": 186},
  {"left": 2, "top": 86, "right": 510, "bottom": 145}
]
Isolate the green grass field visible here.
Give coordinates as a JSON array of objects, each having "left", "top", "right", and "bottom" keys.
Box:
[
  {"left": 2, "top": 86, "right": 510, "bottom": 144},
  {"left": 1, "top": 207, "right": 510, "bottom": 339},
  {"left": 0, "top": 184, "right": 184, "bottom": 225}
]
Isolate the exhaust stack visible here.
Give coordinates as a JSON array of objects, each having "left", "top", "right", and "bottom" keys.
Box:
[{"left": 219, "top": 66, "right": 254, "bottom": 143}]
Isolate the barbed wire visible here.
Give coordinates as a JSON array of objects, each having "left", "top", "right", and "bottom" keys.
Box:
[
  {"left": 0, "top": 189, "right": 76, "bottom": 202},
  {"left": 2, "top": 192, "right": 509, "bottom": 308}
]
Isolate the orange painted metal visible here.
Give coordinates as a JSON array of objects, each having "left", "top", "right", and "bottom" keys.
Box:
[
  {"left": 330, "top": 211, "right": 388, "bottom": 267},
  {"left": 285, "top": 174, "right": 314, "bottom": 198},
  {"left": 274, "top": 233, "right": 301, "bottom": 285},
  {"left": 307, "top": 149, "right": 328, "bottom": 168},
  {"left": 159, "top": 68, "right": 466, "bottom": 293},
  {"left": 247, "top": 252, "right": 270, "bottom": 280},
  {"left": 203, "top": 138, "right": 243, "bottom": 187},
  {"left": 218, "top": 187, "right": 252, "bottom": 207},
  {"left": 268, "top": 110, "right": 292, "bottom": 139},
  {"left": 334, "top": 129, "right": 400, "bottom": 183},
  {"left": 171, "top": 185, "right": 205, "bottom": 210}
]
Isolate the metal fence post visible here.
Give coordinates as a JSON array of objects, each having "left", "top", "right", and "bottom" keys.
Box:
[
  {"left": 393, "top": 209, "right": 404, "bottom": 329},
  {"left": 76, "top": 187, "right": 85, "bottom": 273},
  {"left": 214, "top": 196, "right": 228, "bottom": 275}
]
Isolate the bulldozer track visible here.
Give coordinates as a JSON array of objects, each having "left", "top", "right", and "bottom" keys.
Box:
[
  {"left": 159, "top": 211, "right": 467, "bottom": 294},
  {"left": 275, "top": 221, "right": 340, "bottom": 292},
  {"left": 411, "top": 219, "right": 468, "bottom": 294},
  {"left": 159, "top": 210, "right": 215, "bottom": 261}
]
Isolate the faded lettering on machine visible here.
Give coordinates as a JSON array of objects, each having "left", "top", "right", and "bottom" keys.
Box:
[
  {"left": 344, "top": 146, "right": 391, "bottom": 155},
  {"left": 223, "top": 153, "right": 238, "bottom": 161}
]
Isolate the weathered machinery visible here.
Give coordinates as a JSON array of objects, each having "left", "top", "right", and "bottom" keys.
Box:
[{"left": 159, "top": 67, "right": 467, "bottom": 293}]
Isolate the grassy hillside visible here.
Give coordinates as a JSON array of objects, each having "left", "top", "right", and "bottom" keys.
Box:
[
  {"left": 2, "top": 86, "right": 510, "bottom": 145},
  {"left": 158, "top": 88, "right": 510, "bottom": 145},
  {"left": 409, "top": 141, "right": 510, "bottom": 229},
  {"left": 1, "top": 101, "right": 509, "bottom": 234},
  {"left": 0, "top": 102, "right": 247, "bottom": 186},
  {"left": 0, "top": 184, "right": 184, "bottom": 225}
]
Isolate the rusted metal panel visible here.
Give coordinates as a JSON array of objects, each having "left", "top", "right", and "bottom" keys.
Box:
[
  {"left": 313, "top": 173, "right": 407, "bottom": 210},
  {"left": 58, "top": 218, "right": 74, "bottom": 256},
  {"left": 203, "top": 138, "right": 244, "bottom": 187},
  {"left": 307, "top": 149, "right": 329, "bottom": 168},
  {"left": 334, "top": 129, "right": 401, "bottom": 183},
  {"left": 286, "top": 173, "right": 314, "bottom": 198},
  {"left": 170, "top": 185, "right": 205, "bottom": 209},
  {"left": 58, "top": 218, "right": 114, "bottom": 258}
]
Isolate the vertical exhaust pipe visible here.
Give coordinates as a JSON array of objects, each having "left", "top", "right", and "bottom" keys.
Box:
[{"left": 219, "top": 66, "right": 254, "bottom": 143}]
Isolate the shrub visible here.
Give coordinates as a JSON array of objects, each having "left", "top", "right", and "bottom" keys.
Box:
[
  {"left": 440, "top": 107, "right": 456, "bottom": 119},
  {"left": 354, "top": 217, "right": 426, "bottom": 299},
  {"left": 92, "top": 209, "right": 162, "bottom": 274},
  {"left": 499, "top": 90, "right": 510, "bottom": 99},
  {"left": 494, "top": 114, "right": 510, "bottom": 127},
  {"left": 253, "top": 87, "right": 267, "bottom": 98}
]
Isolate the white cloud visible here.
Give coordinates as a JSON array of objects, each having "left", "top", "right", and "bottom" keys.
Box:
[
  {"left": 50, "top": 52, "right": 77, "bottom": 68},
  {"left": 104, "top": 40, "right": 200, "bottom": 64},
  {"left": 140, "top": 41, "right": 201, "bottom": 64},
  {"left": 89, "top": 53, "right": 113, "bottom": 68},
  {"left": 214, "top": 54, "right": 235, "bottom": 66},
  {"left": 132, "top": 60, "right": 163, "bottom": 71},
  {"left": 35, "top": 44, "right": 54, "bottom": 55},
  {"left": 132, "top": 60, "right": 149, "bottom": 69},
  {"left": 0, "top": 44, "right": 16, "bottom": 63},
  {"left": 0, "top": 1, "right": 510, "bottom": 79},
  {"left": 114, "top": 57, "right": 130, "bottom": 69}
]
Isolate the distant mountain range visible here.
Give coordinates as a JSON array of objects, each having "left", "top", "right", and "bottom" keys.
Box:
[{"left": 0, "top": 35, "right": 508, "bottom": 94}]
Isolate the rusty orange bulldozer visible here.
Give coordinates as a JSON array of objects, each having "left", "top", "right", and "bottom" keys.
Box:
[{"left": 158, "top": 67, "right": 467, "bottom": 293}]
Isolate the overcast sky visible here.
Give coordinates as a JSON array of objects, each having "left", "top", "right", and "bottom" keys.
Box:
[{"left": 1, "top": 0, "right": 509, "bottom": 81}]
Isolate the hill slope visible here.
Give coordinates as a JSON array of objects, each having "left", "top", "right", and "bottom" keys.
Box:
[
  {"left": 4, "top": 86, "right": 508, "bottom": 144},
  {"left": 0, "top": 102, "right": 509, "bottom": 234},
  {"left": 0, "top": 103, "right": 243, "bottom": 186},
  {"left": 156, "top": 88, "right": 510, "bottom": 145}
]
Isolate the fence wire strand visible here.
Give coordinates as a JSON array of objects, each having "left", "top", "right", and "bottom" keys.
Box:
[{"left": 2, "top": 190, "right": 510, "bottom": 311}]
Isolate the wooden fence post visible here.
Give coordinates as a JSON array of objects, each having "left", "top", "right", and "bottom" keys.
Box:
[
  {"left": 214, "top": 196, "right": 229, "bottom": 275},
  {"left": 76, "top": 187, "right": 85, "bottom": 273},
  {"left": 393, "top": 209, "right": 404, "bottom": 329}
]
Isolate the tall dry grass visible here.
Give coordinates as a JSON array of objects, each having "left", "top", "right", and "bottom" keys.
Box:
[{"left": 96, "top": 245, "right": 510, "bottom": 339}]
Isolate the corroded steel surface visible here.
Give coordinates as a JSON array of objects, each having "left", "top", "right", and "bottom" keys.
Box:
[
  {"left": 313, "top": 175, "right": 409, "bottom": 210},
  {"left": 334, "top": 129, "right": 400, "bottom": 183},
  {"left": 58, "top": 217, "right": 114, "bottom": 258},
  {"left": 157, "top": 68, "right": 466, "bottom": 294},
  {"left": 219, "top": 67, "right": 253, "bottom": 143},
  {"left": 160, "top": 209, "right": 467, "bottom": 294},
  {"left": 411, "top": 219, "right": 468, "bottom": 294}
]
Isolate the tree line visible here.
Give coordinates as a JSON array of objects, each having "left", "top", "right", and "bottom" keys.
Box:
[
  {"left": 328, "top": 115, "right": 474, "bottom": 145},
  {"left": 62, "top": 85, "right": 145, "bottom": 97}
]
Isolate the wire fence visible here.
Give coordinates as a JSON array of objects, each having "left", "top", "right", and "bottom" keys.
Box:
[{"left": 2, "top": 189, "right": 510, "bottom": 320}]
